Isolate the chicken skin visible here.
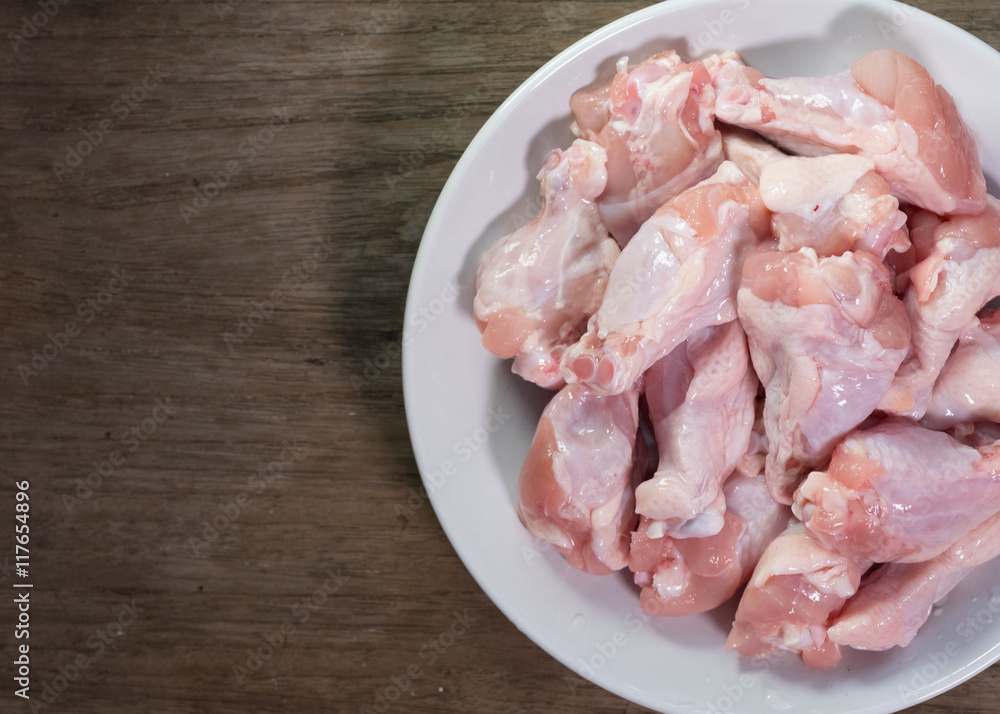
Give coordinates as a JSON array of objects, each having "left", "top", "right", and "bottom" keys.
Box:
[
  {"left": 474, "top": 139, "right": 620, "bottom": 388},
  {"left": 713, "top": 49, "right": 986, "bottom": 215},
  {"left": 880, "top": 197, "right": 1000, "bottom": 418},
  {"left": 517, "top": 381, "right": 644, "bottom": 575},
  {"left": 630, "top": 454, "right": 789, "bottom": 617},
  {"left": 829, "top": 506, "right": 1000, "bottom": 651},
  {"left": 635, "top": 320, "right": 757, "bottom": 538},
  {"left": 726, "top": 519, "right": 866, "bottom": 669},
  {"left": 794, "top": 421, "right": 1000, "bottom": 563},
  {"left": 924, "top": 308, "right": 1000, "bottom": 428},
  {"left": 737, "top": 248, "right": 910, "bottom": 503},
  {"left": 561, "top": 161, "right": 770, "bottom": 396},
  {"left": 571, "top": 51, "right": 724, "bottom": 244}
]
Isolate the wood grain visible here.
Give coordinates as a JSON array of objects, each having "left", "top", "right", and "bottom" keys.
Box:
[{"left": 0, "top": 1, "right": 998, "bottom": 712}]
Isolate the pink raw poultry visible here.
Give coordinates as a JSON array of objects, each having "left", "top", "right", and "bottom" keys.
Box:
[
  {"left": 758, "top": 153, "right": 910, "bottom": 259},
  {"left": 719, "top": 126, "right": 786, "bottom": 183},
  {"left": 794, "top": 421, "right": 1000, "bottom": 563},
  {"left": 880, "top": 197, "right": 1000, "bottom": 418},
  {"left": 516, "top": 381, "right": 645, "bottom": 575},
  {"left": 629, "top": 443, "right": 789, "bottom": 617},
  {"left": 634, "top": 320, "right": 758, "bottom": 539},
  {"left": 713, "top": 49, "right": 986, "bottom": 215},
  {"left": 570, "top": 50, "right": 724, "bottom": 244},
  {"left": 560, "top": 160, "right": 770, "bottom": 396},
  {"left": 829, "top": 505, "right": 1000, "bottom": 651},
  {"left": 474, "top": 139, "right": 620, "bottom": 389},
  {"left": 726, "top": 519, "right": 867, "bottom": 669},
  {"left": 736, "top": 248, "right": 910, "bottom": 503},
  {"left": 924, "top": 308, "right": 1000, "bottom": 428}
]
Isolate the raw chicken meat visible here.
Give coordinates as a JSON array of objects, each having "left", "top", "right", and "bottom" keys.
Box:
[
  {"left": 570, "top": 52, "right": 688, "bottom": 142},
  {"left": 924, "top": 308, "right": 1000, "bottom": 428},
  {"left": 569, "top": 81, "right": 617, "bottom": 143},
  {"left": 560, "top": 160, "right": 770, "bottom": 396},
  {"left": 719, "top": 126, "right": 786, "bottom": 184},
  {"left": 880, "top": 197, "right": 1000, "bottom": 418},
  {"left": 758, "top": 153, "right": 910, "bottom": 259},
  {"left": 719, "top": 127, "right": 908, "bottom": 263},
  {"left": 629, "top": 454, "right": 790, "bottom": 616},
  {"left": 736, "top": 248, "right": 910, "bottom": 503},
  {"left": 634, "top": 320, "right": 758, "bottom": 538},
  {"left": 570, "top": 51, "right": 723, "bottom": 244},
  {"left": 517, "top": 381, "right": 645, "bottom": 575},
  {"left": 474, "top": 139, "right": 620, "bottom": 388},
  {"left": 726, "top": 519, "right": 866, "bottom": 669},
  {"left": 794, "top": 421, "right": 1000, "bottom": 563},
  {"left": 713, "top": 49, "right": 986, "bottom": 215},
  {"left": 829, "top": 507, "right": 1000, "bottom": 651}
]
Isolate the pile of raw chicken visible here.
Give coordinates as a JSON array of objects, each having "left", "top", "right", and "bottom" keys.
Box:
[{"left": 473, "top": 48, "right": 1000, "bottom": 669}]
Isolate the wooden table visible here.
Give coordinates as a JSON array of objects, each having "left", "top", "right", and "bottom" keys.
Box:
[{"left": 1, "top": 1, "right": 998, "bottom": 712}]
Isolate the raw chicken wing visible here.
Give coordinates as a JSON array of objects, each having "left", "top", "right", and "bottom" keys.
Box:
[
  {"left": 737, "top": 248, "right": 910, "bottom": 503},
  {"left": 571, "top": 51, "right": 723, "bottom": 244},
  {"left": 880, "top": 197, "right": 1000, "bottom": 417},
  {"left": 561, "top": 161, "right": 770, "bottom": 395},
  {"left": 794, "top": 421, "right": 1000, "bottom": 563},
  {"left": 474, "top": 139, "right": 620, "bottom": 388},
  {"left": 759, "top": 154, "right": 909, "bottom": 259},
  {"left": 829, "top": 507, "right": 1000, "bottom": 650},
  {"left": 634, "top": 320, "right": 758, "bottom": 538},
  {"left": 629, "top": 456, "right": 790, "bottom": 617},
  {"left": 719, "top": 126, "right": 786, "bottom": 184},
  {"left": 726, "top": 519, "right": 866, "bottom": 669},
  {"left": 713, "top": 50, "right": 986, "bottom": 215},
  {"left": 517, "top": 381, "right": 644, "bottom": 575},
  {"left": 924, "top": 308, "right": 1000, "bottom": 428}
]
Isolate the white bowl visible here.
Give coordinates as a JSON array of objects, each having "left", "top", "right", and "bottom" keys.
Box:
[{"left": 402, "top": 1, "right": 1000, "bottom": 712}]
